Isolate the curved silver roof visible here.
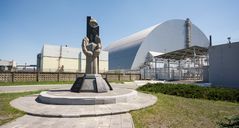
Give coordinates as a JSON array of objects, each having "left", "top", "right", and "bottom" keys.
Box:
[
  {"left": 106, "top": 19, "right": 209, "bottom": 70},
  {"left": 105, "top": 24, "right": 158, "bottom": 52}
]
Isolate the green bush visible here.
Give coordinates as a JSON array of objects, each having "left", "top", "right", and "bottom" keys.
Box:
[
  {"left": 218, "top": 115, "right": 239, "bottom": 128},
  {"left": 138, "top": 83, "right": 239, "bottom": 102}
]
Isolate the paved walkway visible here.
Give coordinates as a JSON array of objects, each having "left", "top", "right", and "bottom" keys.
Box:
[
  {"left": 0, "top": 84, "right": 71, "bottom": 93},
  {"left": 0, "top": 83, "right": 138, "bottom": 93},
  {"left": 0, "top": 81, "right": 159, "bottom": 128},
  {"left": 0, "top": 80, "right": 164, "bottom": 93},
  {"left": 0, "top": 113, "right": 134, "bottom": 128}
]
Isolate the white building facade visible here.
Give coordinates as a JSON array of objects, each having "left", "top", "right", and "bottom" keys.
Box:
[
  {"left": 38, "top": 44, "right": 108, "bottom": 73},
  {"left": 0, "top": 60, "right": 16, "bottom": 72}
]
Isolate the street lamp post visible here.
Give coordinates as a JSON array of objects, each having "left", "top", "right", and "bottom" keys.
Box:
[{"left": 227, "top": 37, "right": 231, "bottom": 44}]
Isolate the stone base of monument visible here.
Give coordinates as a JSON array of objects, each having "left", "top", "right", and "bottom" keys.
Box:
[
  {"left": 37, "top": 88, "right": 137, "bottom": 105},
  {"left": 10, "top": 87, "right": 157, "bottom": 117},
  {"left": 9, "top": 74, "right": 157, "bottom": 117},
  {"left": 71, "top": 74, "right": 113, "bottom": 93}
]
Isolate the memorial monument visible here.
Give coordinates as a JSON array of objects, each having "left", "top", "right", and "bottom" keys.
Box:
[
  {"left": 10, "top": 17, "right": 156, "bottom": 119},
  {"left": 71, "top": 16, "right": 112, "bottom": 93}
]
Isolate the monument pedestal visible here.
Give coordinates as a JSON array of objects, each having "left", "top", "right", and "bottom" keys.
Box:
[{"left": 71, "top": 74, "right": 113, "bottom": 93}]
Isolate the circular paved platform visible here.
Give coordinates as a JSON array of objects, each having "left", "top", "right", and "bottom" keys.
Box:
[
  {"left": 10, "top": 91, "right": 157, "bottom": 117},
  {"left": 38, "top": 88, "right": 137, "bottom": 105}
]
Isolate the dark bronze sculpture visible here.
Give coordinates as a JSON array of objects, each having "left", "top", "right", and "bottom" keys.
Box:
[{"left": 71, "top": 16, "right": 112, "bottom": 93}]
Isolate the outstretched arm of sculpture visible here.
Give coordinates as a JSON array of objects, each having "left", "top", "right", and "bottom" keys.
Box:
[
  {"left": 82, "top": 37, "right": 93, "bottom": 56},
  {"left": 94, "top": 35, "right": 102, "bottom": 57}
]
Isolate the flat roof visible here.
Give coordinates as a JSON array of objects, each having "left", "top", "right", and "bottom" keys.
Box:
[{"left": 155, "top": 46, "right": 208, "bottom": 60}]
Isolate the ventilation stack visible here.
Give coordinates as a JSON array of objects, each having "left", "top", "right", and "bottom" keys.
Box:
[{"left": 185, "top": 18, "right": 192, "bottom": 48}]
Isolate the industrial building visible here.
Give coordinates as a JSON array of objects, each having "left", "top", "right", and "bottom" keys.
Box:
[
  {"left": 209, "top": 42, "right": 239, "bottom": 88},
  {"left": 37, "top": 44, "right": 109, "bottom": 73},
  {"left": 0, "top": 60, "right": 16, "bottom": 72},
  {"left": 105, "top": 19, "right": 209, "bottom": 70}
]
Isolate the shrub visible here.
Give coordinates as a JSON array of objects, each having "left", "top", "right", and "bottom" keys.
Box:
[
  {"left": 218, "top": 115, "right": 239, "bottom": 128},
  {"left": 138, "top": 83, "right": 239, "bottom": 102}
]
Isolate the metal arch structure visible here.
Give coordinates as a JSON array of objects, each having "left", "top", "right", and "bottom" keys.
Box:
[
  {"left": 105, "top": 19, "right": 209, "bottom": 70},
  {"left": 155, "top": 46, "right": 208, "bottom": 60}
]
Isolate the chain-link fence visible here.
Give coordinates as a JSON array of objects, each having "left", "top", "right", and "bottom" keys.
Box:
[{"left": 141, "top": 67, "right": 205, "bottom": 81}]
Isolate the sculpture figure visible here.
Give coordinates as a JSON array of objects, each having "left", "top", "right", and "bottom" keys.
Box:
[
  {"left": 82, "top": 18, "right": 101, "bottom": 74},
  {"left": 71, "top": 16, "right": 112, "bottom": 93}
]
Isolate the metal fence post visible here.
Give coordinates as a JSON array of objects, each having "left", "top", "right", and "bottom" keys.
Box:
[
  {"left": 36, "top": 71, "right": 40, "bottom": 82},
  {"left": 118, "top": 73, "right": 120, "bottom": 81},
  {"left": 11, "top": 72, "right": 15, "bottom": 82},
  {"left": 57, "top": 72, "right": 60, "bottom": 82}
]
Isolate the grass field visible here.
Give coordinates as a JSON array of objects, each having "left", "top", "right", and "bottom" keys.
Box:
[
  {"left": 131, "top": 92, "right": 239, "bottom": 128},
  {"left": 0, "top": 91, "right": 40, "bottom": 125}
]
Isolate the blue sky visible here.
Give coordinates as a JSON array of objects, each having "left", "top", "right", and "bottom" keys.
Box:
[{"left": 0, "top": 0, "right": 238, "bottom": 65}]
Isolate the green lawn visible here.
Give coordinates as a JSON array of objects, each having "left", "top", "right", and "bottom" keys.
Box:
[
  {"left": 0, "top": 81, "right": 74, "bottom": 86},
  {"left": 131, "top": 92, "right": 239, "bottom": 128},
  {"left": 0, "top": 91, "right": 41, "bottom": 125}
]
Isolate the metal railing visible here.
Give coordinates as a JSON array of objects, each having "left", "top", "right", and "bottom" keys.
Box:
[{"left": 141, "top": 67, "right": 204, "bottom": 81}]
